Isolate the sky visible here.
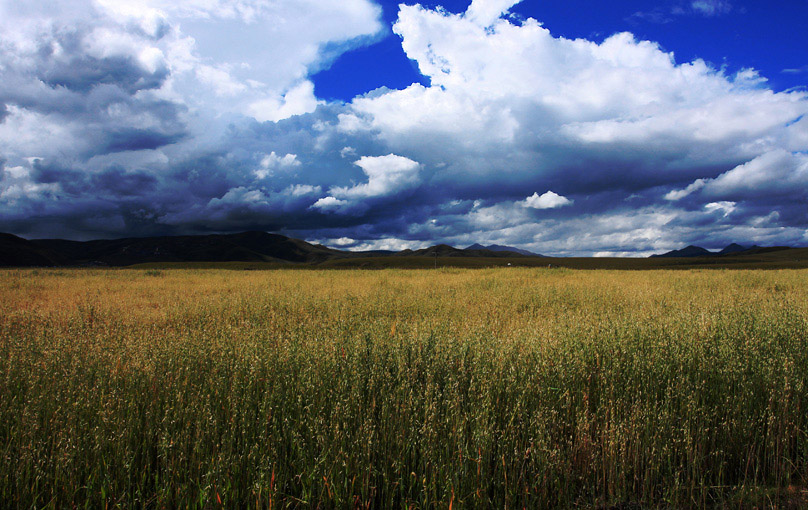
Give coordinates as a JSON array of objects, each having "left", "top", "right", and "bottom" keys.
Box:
[{"left": 0, "top": 0, "right": 806, "bottom": 256}]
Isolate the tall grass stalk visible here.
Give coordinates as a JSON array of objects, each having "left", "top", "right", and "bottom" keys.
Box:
[{"left": 0, "top": 268, "right": 806, "bottom": 508}]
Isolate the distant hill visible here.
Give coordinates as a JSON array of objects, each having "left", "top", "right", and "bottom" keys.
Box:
[
  {"left": 0, "top": 233, "right": 64, "bottom": 266},
  {"left": 3, "top": 232, "right": 805, "bottom": 269},
  {"left": 409, "top": 244, "right": 533, "bottom": 258},
  {"left": 651, "top": 243, "right": 782, "bottom": 258},
  {"left": 465, "top": 243, "right": 543, "bottom": 257},
  {"left": 1, "top": 231, "right": 342, "bottom": 267},
  {"left": 651, "top": 245, "right": 714, "bottom": 258},
  {"left": 718, "top": 243, "right": 748, "bottom": 255},
  {"left": 1, "top": 232, "right": 535, "bottom": 267}
]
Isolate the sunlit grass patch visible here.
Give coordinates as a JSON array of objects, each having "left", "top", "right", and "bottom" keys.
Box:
[{"left": 0, "top": 268, "right": 806, "bottom": 508}]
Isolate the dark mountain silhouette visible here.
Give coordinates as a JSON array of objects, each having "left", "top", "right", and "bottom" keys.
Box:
[
  {"left": 465, "top": 243, "right": 543, "bottom": 256},
  {"left": 2, "top": 232, "right": 802, "bottom": 268},
  {"left": 1, "top": 232, "right": 534, "bottom": 267},
  {"left": 409, "top": 244, "right": 533, "bottom": 258},
  {"left": 0, "top": 233, "right": 64, "bottom": 266},
  {"left": 651, "top": 243, "right": 786, "bottom": 258},
  {"left": 718, "top": 243, "right": 748, "bottom": 255},
  {"left": 651, "top": 245, "right": 714, "bottom": 258},
  {"left": 735, "top": 246, "right": 789, "bottom": 255},
  {"left": 1, "top": 231, "right": 340, "bottom": 267}
]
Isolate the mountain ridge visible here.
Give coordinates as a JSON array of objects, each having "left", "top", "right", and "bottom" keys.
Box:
[
  {"left": 0, "top": 231, "right": 542, "bottom": 267},
  {"left": 2, "top": 232, "right": 802, "bottom": 268},
  {"left": 465, "top": 243, "right": 543, "bottom": 257},
  {"left": 650, "top": 243, "right": 779, "bottom": 258}
]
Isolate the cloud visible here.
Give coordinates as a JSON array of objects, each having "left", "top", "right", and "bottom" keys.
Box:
[
  {"left": 667, "top": 151, "right": 808, "bottom": 202},
  {"left": 311, "top": 196, "right": 348, "bottom": 211},
  {"left": 331, "top": 154, "right": 421, "bottom": 199},
  {"left": 312, "top": 154, "right": 421, "bottom": 215},
  {"left": 706, "top": 151, "right": 808, "bottom": 198},
  {"left": 630, "top": 0, "right": 733, "bottom": 24},
  {"left": 1, "top": 0, "right": 807, "bottom": 254},
  {"left": 254, "top": 152, "right": 301, "bottom": 179},
  {"left": 522, "top": 191, "right": 572, "bottom": 209},
  {"left": 91, "top": 166, "right": 158, "bottom": 196},
  {"left": 329, "top": 236, "right": 356, "bottom": 247},
  {"left": 102, "top": 129, "right": 183, "bottom": 153},
  {"left": 691, "top": 0, "right": 733, "bottom": 17},
  {"left": 94, "top": 0, "right": 385, "bottom": 119},
  {"left": 333, "top": 3, "right": 806, "bottom": 251},
  {"left": 783, "top": 66, "right": 808, "bottom": 75},
  {"left": 247, "top": 81, "right": 321, "bottom": 123},
  {"left": 626, "top": 9, "right": 675, "bottom": 25},
  {"left": 465, "top": 0, "right": 521, "bottom": 27},
  {"left": 704, "top": 201, "right": 736, "bottom": 217},
  {"left": 285, "top": 184, "right": 321, "bottom": 197},
  {"left": 0, "top": 0, "right": 384, "bottom": 164},
  {"left": 664, "top": 179, "right": 707, "bottom": 201}
]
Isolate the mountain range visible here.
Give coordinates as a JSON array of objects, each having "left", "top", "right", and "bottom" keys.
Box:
[
  {"left": 0, "top": 232, "right": 539, "bottom": 267},
  {"left": 649, "top": 243, "right": 781, "bottom": 258},
  {"left": 2, "top": 232, "right": 805, "bottom": 269},
  {"left": 465, "top": 243, "right": 542, "bottom": 256}
]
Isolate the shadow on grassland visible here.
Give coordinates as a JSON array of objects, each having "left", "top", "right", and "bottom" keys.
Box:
[{"left": 125, "top": 248, "right": 808, "bottom": 270}]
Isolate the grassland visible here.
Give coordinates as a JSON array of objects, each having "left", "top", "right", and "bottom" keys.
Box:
[
  {"left": 1, "top": 268, "right": 807, "bottom": 508},
  {"left": 125, "top": 247, "right": 808, "bottom": 271}
]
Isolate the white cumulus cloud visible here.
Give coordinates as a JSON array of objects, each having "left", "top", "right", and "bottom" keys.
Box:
[
  {"left": 664, "top": 179, "right": 707, "bottom": 201},
  {"left": 522, "top": 191, "right": 572, "bottom": 209},
  {"left": 465, "top": 0, "right": 521, "bottom": 27},
  {"left": 704, "top": 201, "right": 736, "bottom": 217},
  {"left": 311, "top": 196, "right": 348, "bottom": 211},
  {"left": 254, "top": 152, "right": 301, "bottom": 179},
  {"left": 331, "top": 154, "right": 421, "bottom": 200}
]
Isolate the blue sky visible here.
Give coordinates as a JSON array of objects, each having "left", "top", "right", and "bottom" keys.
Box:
[
  {"left": 0, "top": 0, "right": 806, "bottom": 256},
  {"left": 316, "top": 0, "right": 808, "bottom": 101}
]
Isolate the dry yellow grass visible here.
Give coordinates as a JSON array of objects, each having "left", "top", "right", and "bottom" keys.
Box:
[{"left": 1, "top": 267, "right": 806, "bottom": 508}]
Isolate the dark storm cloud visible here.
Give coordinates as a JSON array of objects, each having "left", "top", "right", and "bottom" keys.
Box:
[
  {"left": 31, "top": 160, "right": 88, "bottom": 195},
  {"left": 1, "top": 0, "right": 807, "bottom": 254},
  {"left": 91, "top": 166, "right": 158, "bottom": 196},
  {"left": 40, "top": 53, "right": 168, "bottom": 95},
  {"left": 32, "top": 160, "right": 157, "bottom": 199},
  {"left": 168, "top": 154, "right": 244, "bottom": 201},
  {"left": 0, "top": 199, "right": 176, "bottom": 241},
  {"left": 101, "top": 129, "right": 183, "bottom": 153},
  {"left": 29, "top": 25, "right": 168, "bottom": 94},
  {"left": 4, "top": 91, "right": 804, "bottom": 252},
  {"left": 0, "top": 27, "right": 171, "bottom": 118}
]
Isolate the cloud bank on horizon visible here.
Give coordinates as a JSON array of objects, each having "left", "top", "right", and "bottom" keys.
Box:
[{"left": 0, "top": 0, "right": 806, "bottom": 256}]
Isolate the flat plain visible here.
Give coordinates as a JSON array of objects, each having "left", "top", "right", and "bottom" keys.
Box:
[{"left": 1, "top": 268, "right": 807, "bottom": 508}]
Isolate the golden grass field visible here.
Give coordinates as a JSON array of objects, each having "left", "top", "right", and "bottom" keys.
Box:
[{"left": 1, "top": 267, "right": 807, "bottom": 508}]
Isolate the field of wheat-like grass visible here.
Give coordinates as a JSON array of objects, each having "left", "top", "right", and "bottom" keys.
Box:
[{"left": 1, "top": 268, "right": 806, "bottom": 508}]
